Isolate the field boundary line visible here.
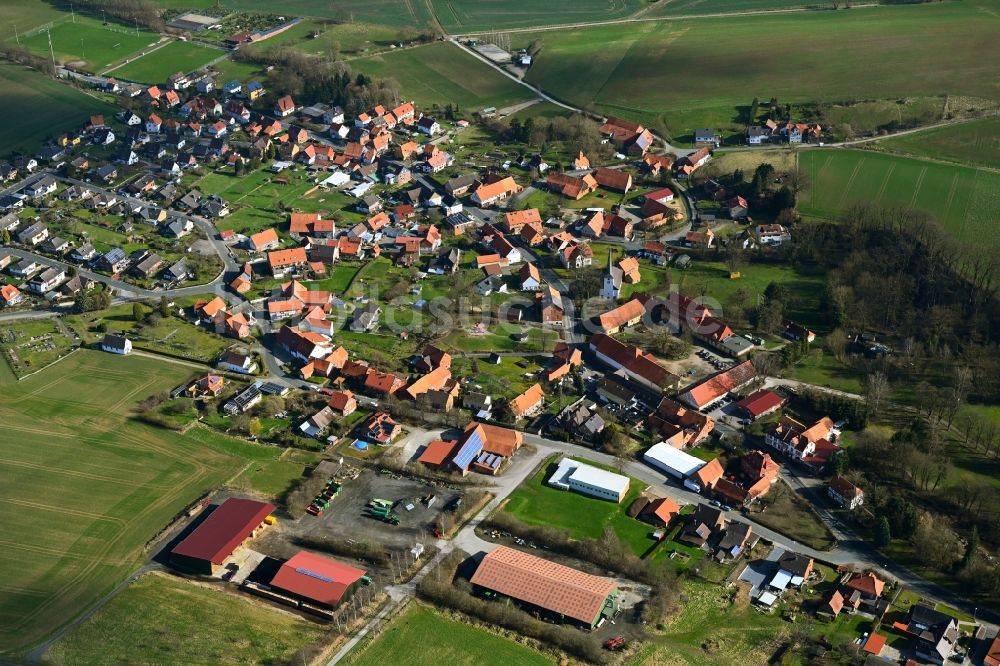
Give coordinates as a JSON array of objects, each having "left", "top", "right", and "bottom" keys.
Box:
[
  {"left": 875, "top": 163, "right": 896, "bottom": 201},
  {"left": 942, "top": 172, "right": 960, "bottom": 222},
  {"left": 0, "top": 497, "right": 128, "bottom": 526},
  {"left": 909, "top": 166, "right": 928, "bottom": 207},
  {"left": 836, "top": 156, "right": 865, "bottom": 210}
]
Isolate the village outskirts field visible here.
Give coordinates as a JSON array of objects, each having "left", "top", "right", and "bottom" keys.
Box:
[{"left": 0, "top": 350, "right": 252, "bottom": 655}]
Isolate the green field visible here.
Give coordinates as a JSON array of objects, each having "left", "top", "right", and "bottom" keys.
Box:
[
  {"left": 0, "top": 350, "right": 255, "bottom": 654},
  {"left": 879, "top": 117, "right": 1000, "bottom": 169},
  {"left": 517, "top": 4, "right": 1000, "bottom": 140},
  {"left": 344, "top": 603, "right": 554, "bottom": 666},
  {"left": 646, "top": 0, "right": 822, "bottom": 16},
  {"left": 18, "top": 15, "right": 160, "bottom": 73},
  {"left": 221, "top": 0, "right": 436, "bottom": 27},
  {"left": 352, "top": 41, "right": 536, "bottom": 111},
  {"left": 0, "top": 62, "right": 116, "bottom": 154},
  {"left": 798, "top": 148, "right": 1000, "bottom": 247},
  {"left": 0, "top": 0, "right": 68, "bottom": 40},
  {"left": 503, "top": 457, "right": 656, "bottom": 555},
  {"left": 46, "top": 573, "right": 324, "bottom": 665},
  {"left": 110, "top": 41, "right": 221, "bottom": 84},
  {"left": 433, "top": 0, "right": 643, "bottom": 31}
]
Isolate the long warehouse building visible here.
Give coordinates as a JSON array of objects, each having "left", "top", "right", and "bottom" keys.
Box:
[
  {"left": 170, "top": 498, "right": 275, "bottom": 575},
  {"left": 470, "top": 545, "right": 619, "bottom": 628}
]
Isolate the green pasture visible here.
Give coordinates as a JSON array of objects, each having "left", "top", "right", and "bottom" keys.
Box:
[
  {"left": 878, "top": 116, "right": 1000, "bottom": 169},
  {"left": 798, "top": 148, "right": 1000, "bottom": 247},
  {"left": 352, "top": 41, "right": 535, "bottom": 111},
  {"left": 46, "top": 573, "right": 324, "bottom": 665},
  {"left": 344, "top": 602, "right": 554, "bottom": 666},
  {"left": 0, "top": 350, "right": 253, "bottom": 654},
  {"left": 0, "top": 63, "right": 115, "bottom": 155},
  {"left": 517, "top": 4, "right": 1000, "bottom": 141}
]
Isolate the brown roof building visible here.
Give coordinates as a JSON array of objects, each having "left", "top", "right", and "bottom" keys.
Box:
[{"left": 470, "top": 545, "right": 619, "bottom": 628}]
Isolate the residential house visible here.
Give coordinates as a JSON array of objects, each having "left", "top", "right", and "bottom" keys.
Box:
[
  {"left": 100, "top": 334, "right": 132, "bottom": 355},
  {"left": 647, "top": 397, "right": 714, "bottom": 448},
  {"left": 470, "top": 177, "right": 521, "bottom": 207},
  {"left": 765, "top": 415, "right": 836, "bottom": 464},
  {"left": 248, "top": 228, "right": 281, "bottom": 252},
  {"left": 416, "top": 116, "right": 440, "bottom": 135},
  {"left": 593, "top": 167, "right": 632, "bottom": 193},
  {"left": 547, "top": 172, "right": 597, "bottom": 200},
  {"left": 0, "top": 284, "right": 23, "bottom": 307},
  {"left": 540, "top": 284, "right": 564, "bottom": 326},
  {"left": 519, "top": 262, "right": 541, "bottom": 291},
  {"left": 16, "top": 222, "right": 49, "bottom": 246},
  {"left": 828, "top": 475, "right": 864, "bottom": 510},
  {"left": 678, "top": 359, "right": 756, "bottom": 410},
  {"left": 274, "top": 95, "right": 296, "bottom": 117},
  {"left": 509, "top": 383, "right": 545, "bottom": 419},
  {"left": 350, "top": 301, "right": 381, "bottom": 332},
  {"left": 589, "top": 333, "right": 679, "bottom": 394}
]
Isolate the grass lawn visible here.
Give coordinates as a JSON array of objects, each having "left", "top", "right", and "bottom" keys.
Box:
[
  {"left": 677, "top": 259, "right": 829, "bottom": 333},
  {"left": 503, "top": 456, "right": 656, "bottom": 556},
  {"left": 786, "top": 348, "right": 865, "bottom": 394},
  {"left": 232, "top": 454, "right": 322, "bottom": 498},
  {"left": 878, "top": 116, "right": 1000, "bottom": 169},
  {"left": 308, "top": 263, "right": 363, "bottom": 295},
  {"left": 351, "top": 41, "right": 536, "bottom": 112},
  {"left": 344, "top": 602, "right": 554, "bottom": 666},
  {"left": 208, "top": 56, "right": 263, "bottom": 84},
  {"left": 0, "top": 350, "right": 256, "bottom": 655},
  {"left": 748, "top": 482, "right": 837, "bottom": 552},
  {"left": 634, "top": 577, "right": 791, "bottom": 666},
  {"left": 432, "top": 0, "right": 643, "bottom": 31},
  {"left": 0, "top": 62, "right": 116, "bottom": 154},
  {"left": 451, "top": 355, "right": 545, "bottom": 400},
  {"left": 111, "top": 41, "right": 221, "bottom": 83},
  {"left": 441, "top": 324, "right": 560, "bottom": 354},
  {"left": 17, "top": 15, "right": 159, "bottom": 72},
  {"left": 516, "top": 4, "right": 1000, "bottom": 141},
  {"left": 46, "top": 572, "right": 325, "bottom": 665},
  {"left": 798, "top": 148, "right": 1000, "bottom": 247}
]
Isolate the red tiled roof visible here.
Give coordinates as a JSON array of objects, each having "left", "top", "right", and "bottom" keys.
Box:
[
  {"left": 510, "top": 383, "right": 545, "bottom": 417},
  {"left": 736, "top": 389, "right": 785, "bottom": 417},
  {"left": 862, "top": 633, "right": 887, "bottom": 655},
  {"left": 845, "top": 572, "right": 884, "bottom": 598},
  {"left": 171, "top": 498, "right": 273, "bottom": 565},
  {"left": 680, "top": 360, "right": 756, "bottom": 409},
  {"left": 269, "top": 550, "right": 366, "bottom": 607},
  {"left": 418, "top": 439, "right": 460, "bottom": 466},
  {"left": 470, "top": 545, "right": 617, "bottom": 625}
]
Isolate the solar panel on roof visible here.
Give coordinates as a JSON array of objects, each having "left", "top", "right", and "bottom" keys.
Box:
[{"left": 296, "top": 567, "right": 334, "bottom": 583}]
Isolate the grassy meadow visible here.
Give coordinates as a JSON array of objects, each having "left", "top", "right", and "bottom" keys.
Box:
[
  {"left": 798, "top": 148, "right": 1000, "bottom": 247},
  {"left": 351, "top": 41, "right": 536, "bottom": 111},
  {"left": 343, "top": 603, "right": 555, "bottom": 666},
  {"left": 0, "top": 63, "right": 116, "bottom": 154},
  {"left": 432, "top": 0, "right": 643, "bottom": 31},
  {"left": 110, "top": 41, "right": 221, "bottom": 83},
  {"left": 0, "top": 350, "right": 254, "bottom": 654},
  {"left": 517, "top": 4, "right": 1000, "bottom": 140},
  {"left": 878, "top": 116, "right": 1000, "bottom": 169},
  {"left": 46, "top": 573, "right": 324, "bottom": 665},
  {"left": 221, "top": 0, "right": 436, "bottom": 27}
]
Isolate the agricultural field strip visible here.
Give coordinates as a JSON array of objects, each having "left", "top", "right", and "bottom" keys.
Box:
[{"left": 0, "top": 357, "right": 233, "bottom": 645}]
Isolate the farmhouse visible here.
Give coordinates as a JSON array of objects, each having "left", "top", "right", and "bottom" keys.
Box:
[
  {"left": 470, "top": 545, "right": 619, "bottom": 628},
  {"left": 546, "top": 172, "right": 597, "bottom": 200},
  {"left": 170, "top": 498, "right": 274, "bottom": 575},
  {"left": 735, "top": 389, "right": 786, "bottom": 421},
  {"left": 647, "top": 397, "right": 714, "bottom": 448},
  {"left": 595, "top": 297, "right": 647, "bottom": 334},
  {"left": 509, "top": 383, "right": 545, "bottom": 419},
  {"left": 471, "top": 177, "right": 521, "bottom": 206},
  {"left": 593, "top": 167, "right": 632, "bottom": 193},
  {"left": 547, "top": 458, "right": 630, "bottom": 503},
  {"left": 765, "top": 415, "right": 835, "bottom": 463}
]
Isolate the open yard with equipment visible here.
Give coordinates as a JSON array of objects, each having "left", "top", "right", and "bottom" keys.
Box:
[
  {"left": 45, "top": 572, "right": 325, "bottom": 665},
  {"left": 516, "top": 4, "right": 1000, "bottom": 140},
  {"left": 798, "top": 148, "right": 1000, "bottom": 247},
  {"left": 0, "top": 350, "right": 254, "bottom": 655},
  {"left": 0, "top": 62, "right": 116, "bottom": 154},
  {"left": 343, "top": 602, "right": 554, "bottom": 666},
  {"left": 109, "top": 40, "right": 222, "bottom": 84},
  {"left": 18, "top": 15, "right": 160, "bottom": 73},
  {"left": 352, "top": 41, "right": 536, "bottom": 112},
  {"left": 878, "top": 116, "right": 1000, "bottom": 169}
]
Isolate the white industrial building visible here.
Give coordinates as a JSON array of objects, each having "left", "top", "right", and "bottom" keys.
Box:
[
  {"left": 643, "top": 442, "right": 709, "bottom": 491},
  {"left": 548, "top": 457, "right": 630, "bottom": 503}
]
